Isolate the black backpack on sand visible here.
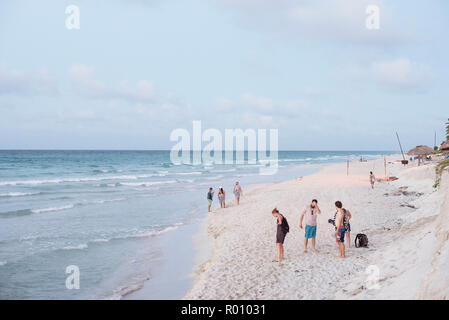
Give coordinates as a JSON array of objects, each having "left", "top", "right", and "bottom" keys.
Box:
[
  {"left": 355, "top": 233, "right": 368, "bottom": 247},
  {"left": 281, "top": 215, "right": 290, "bottom": 233}
]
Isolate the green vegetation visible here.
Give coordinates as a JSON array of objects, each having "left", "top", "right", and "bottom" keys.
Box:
[
  {"left": 434, "top": 159, "right": 449, "bottom": 188},
  {"left": 433, "top": 118, "right": 449, "bottom": 188}
]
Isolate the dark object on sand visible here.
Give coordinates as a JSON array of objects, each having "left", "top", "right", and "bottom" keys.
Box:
[
  {"left": 401, "top": 160, "right": 409, "bottom": 165},
  {"left": 355, "top": 233, "right": 369, "bottom": 248},
  {"left": 400, "top": 203, "right": 416, "bottom": 209},
  {"left": 328, "top": 219, "right": 335, "bottom": 226}
]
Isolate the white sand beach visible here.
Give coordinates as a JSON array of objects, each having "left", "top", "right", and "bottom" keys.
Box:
[{"left": 185, "top": 155, "right": 449, "bottom": 300}]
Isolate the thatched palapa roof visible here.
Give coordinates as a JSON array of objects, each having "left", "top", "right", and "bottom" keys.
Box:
[
  {"left": 407, "top": 145, "right": 434, "bottom": 156},
  {"left": 440, "top": 140, "right": 449, "bottom": 151}
]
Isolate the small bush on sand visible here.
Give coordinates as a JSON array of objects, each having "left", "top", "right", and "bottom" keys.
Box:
[{"left": 434, "top": 159, "right": 449, "bottom": 188}]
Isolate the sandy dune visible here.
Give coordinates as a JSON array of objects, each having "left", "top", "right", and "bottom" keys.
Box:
[{"left": 185, "top": 155, "right": 449, "bottom": 300}]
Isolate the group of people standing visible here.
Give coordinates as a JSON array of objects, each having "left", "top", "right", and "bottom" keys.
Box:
[
  {"left": 207, "top": 181, "right": 243, "bottom": 212},
  {"left": 207, "top": 171, "right": 374, "bottom": 260},
  {"left": 272, "top": 199, "right": 353, "bottom": 262}
]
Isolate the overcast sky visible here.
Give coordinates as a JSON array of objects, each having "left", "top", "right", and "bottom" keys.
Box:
[{"left": 0, "top": 0, "right": 448, "bottom": 150}]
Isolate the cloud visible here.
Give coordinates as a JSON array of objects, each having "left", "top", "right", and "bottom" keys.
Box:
[
  {"left": 216, "top": 97, "right": 234, "bottom": 113},
  {"left": 0, "top": 65, "right": 58, "bottom": 96},
  {"left": 68, "top": 64, "right": 107, "bottom": 98},
  {"left": 220, "top": 0, "right": 405, "bottom": 45},
  {"left": 121, "top": 0, "right": 161, "bottom": 5},
  {"left": 216, "top": 93, "right": 307, "bottom": 118},
  {"left": 65, "top": 63, "right": 196, "bottom": 131},
  {"left": 242, "top": 93, "right": 274, "bottom": 114},
  {"left": 69, "top": 64, "right": 156, "bottom": 103},
  {"left": 369, "top": 59, "right": 435, "bottom": 92}
]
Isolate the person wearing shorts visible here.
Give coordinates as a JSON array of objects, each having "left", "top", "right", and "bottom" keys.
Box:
[
  {"left": 207, "top": 187, "right": 214, "bottom": 213},
  {"left": 334, "top": 201, "right": 346, "bottom": 258},
  {"left": 336, "top": 226, "right": 346, "bottom": 243},
  {"left": 218, "top": 187, "right": 226, "bottom": 208},
  {"left": 233, "top": 181, "right": 242, "bottom": 206},
  {"left": 299, "top": 199, "right": 321, "bottom": 252},
  {"left": 333, "top": 206, "right": 352, "bottom": 247}
]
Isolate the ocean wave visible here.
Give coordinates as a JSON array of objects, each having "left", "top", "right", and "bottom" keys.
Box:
[
  {"left": 0, "top": 192, "right": 39, "bottom": 198},
  {"left": 0, "top": 174, "right": 167, "bottom": 186},
  {"left": 212, "top": 168, "right": 236, "bottom": 173},
  {"left": 174, "top": 171, "right": 202, "bottom": 176},
  {"left": 92, "top": 169, "right": 112, "bottom": 174},
  {"left": 237, "top": 164, "right": 264, "bottom": 168},
  {"left": 120, "top": 180, "right": 177, "bottom": 187},
  {"left": 111, "top": 281, "right": 145, "bottom": 300},
  {"left": 31, "top": 205, "right": 74, "bottom": 214},
  {"left": 204, "top": 175, "right": 224, "bottom": 180},
  {"left": 314, "top": 156, "right": 342, "bottom": 161},
  {"left": 277, "top": 158, "right": 312, "bottom": 162},
  {"left": 0, "top": 261, "right": 7, "bottom": 266},
  {"left": 137, "top": 173, "right": 167, "bottom": 178},
  {"left": 178, "top": 179, "right": 195, "bottom": 183},
  {"left": 90, "top": 225, "right": 182, "bottom": 244},
  {"left": 62, "top": 243, "right": 88, "bottom": 250},
  {"left": 270, "top": 156, "right": 349, "bottom": 163},
  {"left": 267, "top": 154, "right": 382, "bottom": 163},
  {"left": 133, "top": 187, "right": 160, "bottom": 192},
  {"left": 0, "top": 168, "right": 233, "bottom": 187},
  {"left": 96, "top": 183, "right": 119, "bottom": 187},
  {"left": 92, "top": 238, "right": 110, "bottom": 243},
  {"left": 90, "top": 198, "right": 126, "bottom": 204},
  {"left": 128, "top": 226, "right": 179, "bottom": 238},
  {"left": 1, "top": 197, "right": 126, "bottom": 218}
]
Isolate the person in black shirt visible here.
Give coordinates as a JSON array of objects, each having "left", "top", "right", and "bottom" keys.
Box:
[{"left": 207, "top": 187, "right": 214, "bottom": 213}]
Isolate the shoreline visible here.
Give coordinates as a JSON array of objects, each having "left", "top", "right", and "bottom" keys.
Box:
[
  {"left": 122, "top": 162, "right": 322, "bottom": 299},
  {"left": 124, "top": 164, "right": 321, "bottom": 299},
  {"left": 123, "top": 222, "right": 202, "bottom": 300},
  {"left": 183, "top": 158, "right": 366, "bottom": 299},
  {"left": 184, "top": 165, "right": 323, "bottom": 298},
  {"left": 184, "top": 155, "right": 449, "bottom": 299}
]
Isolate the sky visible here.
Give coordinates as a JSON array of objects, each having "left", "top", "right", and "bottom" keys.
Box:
[{"left": 0, "top": 0, "right": 448, "bottom": 150}]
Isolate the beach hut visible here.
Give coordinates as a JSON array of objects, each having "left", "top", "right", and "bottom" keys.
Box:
[
  {"left": 407, "top": 145, "right": 434, "bottom": 165},
  {"left": 440, "top": 140, "right": 449, "bottom": 153}
]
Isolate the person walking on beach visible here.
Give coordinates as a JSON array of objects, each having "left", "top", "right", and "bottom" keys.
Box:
[
  {"left": 299, "top": 199, "right": 321, "bottom": 252},
  {"left": 207, "top": 187, "right": 214, "bottom": 212},
  {"left": 369, "top": 171, "right": 376, "bottom": 189},
  {"left": 333, "top": 201, "right": 353, "bottom": 249},
  {"left": 272, "top": 208, "right": 289, "bottom": 262},
  {"left": 233, "top": 181, "right": 242, "bottom": 205},
  {"left": 218, "top": 187, "right": 226, "bottom": 208},
  {"left": 334, "top": 201, "right": 346, "bottom": 258}
]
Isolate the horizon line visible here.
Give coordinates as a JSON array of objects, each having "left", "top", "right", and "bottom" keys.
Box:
[{"left": 0, "top": 149, "right": 398, "bottom": 152}]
